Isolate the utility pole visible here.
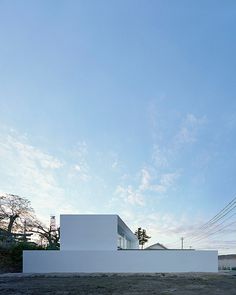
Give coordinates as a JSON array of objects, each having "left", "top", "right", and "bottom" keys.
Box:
[
  {"left": 181, "top": 237, "right": 184, "bottom": 249},
  {"left": 23, "top": 220, "right": 27, "bottom": 242},
  {"left": 23, "top": 220, "right": 27, "bottom": 236},
  {"left": 50, "top": 215, "right": 56, "bottom": 231}
]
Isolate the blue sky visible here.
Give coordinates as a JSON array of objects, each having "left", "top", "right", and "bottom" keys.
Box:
[{"left": 0, "top": 1, "right": 236, "bottom": 253}]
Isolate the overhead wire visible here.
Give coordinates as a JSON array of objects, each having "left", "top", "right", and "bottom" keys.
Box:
[
  {"left": 193, "top": 220, "right": 236, "bottom": 245},
  {"left": 185, "top": 195, "right": 236, "bottom": 244},
  {"left": 198, "top": 196, "right": 236, "bottom": 230},
  {"left": 188, "top": 212, "right": 236, "bottom": 243},
  {"left": 167, "top": 195, "right": 236, "bottom": 250}
]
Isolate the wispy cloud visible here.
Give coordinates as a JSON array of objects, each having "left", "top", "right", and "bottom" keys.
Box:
[
  {"left": 139, "top": 167, "right": 179, "bottom": 194},
  {"left": 0, "top": 127, "right": 76, "bottom": 221},
  {"left": 119, "top": 209, "right": 204, "bottom": 249},
  {"left": 174, "top": 113, "right": 207, "bottom": 145},
  {"left": 70, "top": 141, "right": 91, "bottom": 182},
  {"left": 148, "top": 99, "right": 207, "bottom": 152},
  {"left": 0, "top": 126, "right": 130, "bottom": 220},
  {"left": 151, "top": 172, "right": 179, "bottom": 193},
  {"left": 112, "top": 166, "right": 179, "bottom": 208},
  {"left": 139, "top": 168, "right": 152, "bottom": 191},
  {"left": 152, "top": 145, "right": 169, "bottom": 168},
  {"left": 8, "top": 137, "right": 64, "bottom": 170},
  {"left": 115, "top": 185, "right": 145, "bottom": 206}
]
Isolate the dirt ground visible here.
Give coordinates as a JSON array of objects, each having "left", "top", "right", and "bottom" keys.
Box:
[{"left": 0, "top": 272, "right": 235, "bottom": 295}]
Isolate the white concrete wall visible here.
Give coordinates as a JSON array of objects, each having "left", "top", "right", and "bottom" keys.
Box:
[
  {"left": 60, "top": 215, "right": 118, "bottom": 251},
  {"left": 23, "top": 250, "right": 218, "bottom": 273}
]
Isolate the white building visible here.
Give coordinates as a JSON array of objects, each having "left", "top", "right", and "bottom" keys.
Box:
[
  {"left": 60, "top": 214, "right": 139, "bottom": 251},
  {"left": 218, "top": 255, "right": 236, "bottom": 270},
  {"left": 23, "top": 214, "right": 218, "bottom": 273}
]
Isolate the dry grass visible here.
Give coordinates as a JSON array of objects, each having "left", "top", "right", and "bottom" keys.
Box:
[{"left": 0, "top": 273, "right": 235, "bottom": 295}]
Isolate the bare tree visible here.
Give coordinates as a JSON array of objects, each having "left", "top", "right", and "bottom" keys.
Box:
[
  {"left": 0, "top": 193, "right": 60, "bottom": 248},
  {"left": 0, "top": 193, "right": 34, "bottom": 234},
  {"left": 27, "top": 217, "right": 60, "bottom": 249}
]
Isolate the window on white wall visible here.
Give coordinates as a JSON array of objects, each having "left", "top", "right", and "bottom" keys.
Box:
[{"left": 118, "top": 234, "right": 133, "bottom": 249}]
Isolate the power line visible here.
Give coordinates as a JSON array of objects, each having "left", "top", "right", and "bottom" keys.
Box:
[
  {"left": 188, "top": 212, "right": 236, "bottom": 243},
  {"left": 193, "top": 220, "right": 236, "bottom": 244},
  {"left": 186, "top": 195, "right": 236, "bottom": 242},
  {"left": 190, "top": 203, "right": 236, "bottom": 239},
  {"left": 199, "top": 203, "right": 236, "bottom": 231},
  {"left": 166, "top": 196, "right": 236, "bottom": 250},
  {"left": 199, "top": 196, "right": 236, "bottom": 229}
]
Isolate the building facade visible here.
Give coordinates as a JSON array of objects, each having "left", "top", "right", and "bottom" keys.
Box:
[{"left": 23, "top": 214, "right": 218, "bottom": 273}]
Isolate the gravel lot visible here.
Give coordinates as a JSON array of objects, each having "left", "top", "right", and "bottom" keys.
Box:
[{"left": 0, "top": 272, "right": 235, "bottom": 295}]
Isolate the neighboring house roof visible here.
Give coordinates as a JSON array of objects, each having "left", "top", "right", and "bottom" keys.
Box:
[{"left": 145, "top": 243, "right": 168, "bottom": 250}]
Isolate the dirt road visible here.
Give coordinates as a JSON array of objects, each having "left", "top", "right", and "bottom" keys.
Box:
[{"left": 0, "top": 273, "right": 235, "bottom": 295}]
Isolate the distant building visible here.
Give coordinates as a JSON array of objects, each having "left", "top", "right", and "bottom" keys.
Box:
[
  {"left": 145, "top": 242, "right": 168, "bottom": 250},
  {"left": 0, "top": 228, "right": 32, "bottom": 247},
  {"left": 219, "top": 255, "right": 236, "bottom": 270}
]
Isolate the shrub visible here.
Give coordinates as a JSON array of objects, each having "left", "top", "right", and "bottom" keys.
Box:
[{"left": 10, "top": 242, "right": 44, "bottom": 264}]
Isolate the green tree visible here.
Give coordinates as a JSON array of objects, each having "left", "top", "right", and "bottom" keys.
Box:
[{"left": 135, "top": 227, "right": 151, "bottom": 249}]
